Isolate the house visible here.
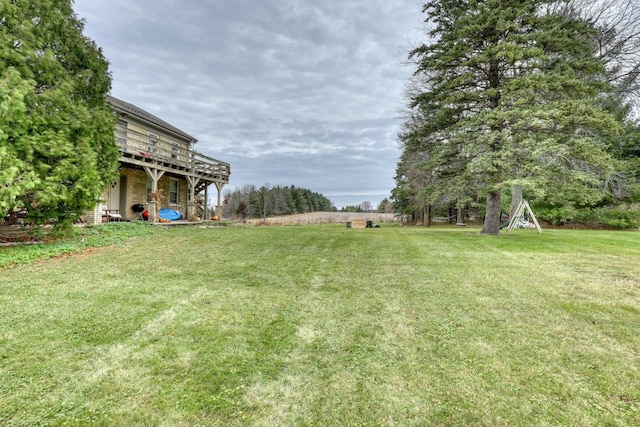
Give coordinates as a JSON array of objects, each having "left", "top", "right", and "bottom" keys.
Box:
[{"left": 84, "top": 96, "right": 230, "bottom": 224}]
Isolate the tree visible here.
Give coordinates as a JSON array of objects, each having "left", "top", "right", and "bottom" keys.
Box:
[
  {"left": 250, "top": 184, "right": 271, "bottom": 220},
  {"left": 536, "top": 0, "right": 640, "bottom": 212},
  {"left": 292, "top": 187, "right": 308, "bottom": 213},
  {"left": 377, "top": 198, "right": 393, "bottom": 213},
  {"left": 0, "top": 0, "right": 118, "bottom": 223},
  {"left": 562, "top": 0, "right": 640, "bottom": 108},
  {"left": 399, "top": 0, "right": 621, "bottom": 234},
  {"left": 270, "top": 186, "right": 288, "bottom": 215},
  {"left": 235, "top": 200, "right": 248, "bottom": 219}
]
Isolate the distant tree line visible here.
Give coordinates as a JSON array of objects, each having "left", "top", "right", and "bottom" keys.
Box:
[
  {"left": 338, "top": 199, "right": 394, "bottom": 213},
  {"left": 340, "top": 201, "right": 371, "bottom": 213},
  {"left": 222, "top": 185, "right": 334, "bottom": 219}
]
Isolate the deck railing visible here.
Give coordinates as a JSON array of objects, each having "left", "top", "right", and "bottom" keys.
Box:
[{"left": 115, "top": 125, "right": 229, "bottom": 182}]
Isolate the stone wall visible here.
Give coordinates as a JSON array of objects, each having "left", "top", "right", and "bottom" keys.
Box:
[
  {"left": 121, "top": 169, "right": 148, "bottom": 219},
  {"left": 82, "top": 168, "right": 190, "bottom": 223},
  {"left": 121, "top": 168, "right": 188, "bottom": 219}
]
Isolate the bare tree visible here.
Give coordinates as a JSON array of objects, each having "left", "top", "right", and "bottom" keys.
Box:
[{"left": 561, "top": 0, "right": 640, "bottom": 109}]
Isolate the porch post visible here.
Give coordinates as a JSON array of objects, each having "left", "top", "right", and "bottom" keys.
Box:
[
  {"left": 147, "top": 200, "right": 157, "bottom": 223},
  {"left": 143, "top": 167, "right": 165, "bottom": 193},
  {"left": 185, "top": 176, "right": 200, "bottom": 221},
  {"left": 185, "top": 176, "right": 200, "bottom": 204},
  {"left": 204, "top": 185, "right": 209, "bottom": 220},
  {"left": 215, "top": 182, "right": 225, "bottom": 218},
  {"left": 143, "top": 167, "right": 165, "bottom": 223}
]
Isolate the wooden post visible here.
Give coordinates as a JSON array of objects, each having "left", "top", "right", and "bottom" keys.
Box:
[
  {"left": 147, "top": 200, "right": 157, "bottom": 223},
  {"left": 524, "top": 200, "right": 542, "bottom": 233},
  {"left": 143, "top": 167, "right": 165, "bottom": 193},
  {"left": 204, "top": 185, "right": 209, "bottom": 219},
  {"left": 185, "top": 176, "right": 200, "bottom": 221},
  {"left": 215, "top": 182, "right": 225, "bottom": 218},
  {"left": 185, "top": 176, "right": 200, "bottom": 205}
]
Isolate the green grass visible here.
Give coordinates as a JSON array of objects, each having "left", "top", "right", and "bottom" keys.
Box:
[
  {"left": 1, "top": 224, "right": 639, "bottom": 426},
  {"left": 0, "top": 222, "right": 163, "bottom": 268}
]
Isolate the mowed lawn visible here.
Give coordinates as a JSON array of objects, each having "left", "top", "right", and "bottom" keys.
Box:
[{"left": 1, "top": 224, "right": 639, "bottom": 426}]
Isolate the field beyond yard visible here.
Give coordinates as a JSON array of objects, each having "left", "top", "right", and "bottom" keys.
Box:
[
  {"left": 243, "top": 211, "right": 397, "bottom": 226},
  {"left": 1, "top": 223, "right": 639, "bottom": 426}
]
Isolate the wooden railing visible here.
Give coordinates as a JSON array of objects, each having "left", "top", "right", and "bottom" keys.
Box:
[{"left": 115, "top": 126, "right": 230, "bottom": 182}]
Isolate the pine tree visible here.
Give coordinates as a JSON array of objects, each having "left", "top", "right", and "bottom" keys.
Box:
[{"left": 398, "top": 0, "right": 620, "bottom": 234}]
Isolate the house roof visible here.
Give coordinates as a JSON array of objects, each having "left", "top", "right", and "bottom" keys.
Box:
[{"left": 107, "top": 95, "right": 197, "bottom": 143}]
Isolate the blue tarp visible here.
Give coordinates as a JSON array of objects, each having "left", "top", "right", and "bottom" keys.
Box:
[{"left": 159, "top": 208, "right": 183, "bottom": 221}]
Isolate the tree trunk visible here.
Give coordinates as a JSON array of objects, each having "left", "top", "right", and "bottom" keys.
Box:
[
  {"left": 421, "top": 204, "right": 431, "bottom": 227},
  {"left": 481, "top": 191, "right": 502, "bottom": 235},
  {"left": 510, "top": 185, "right": 522, "bottom": 219},
  {"left": 456, "top": 206, "right": 464, "bottom": 224}
]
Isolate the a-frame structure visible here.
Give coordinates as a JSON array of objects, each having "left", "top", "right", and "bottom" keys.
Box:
[{"left": 506, "top": 200, "right": 542, "bottom": 233}]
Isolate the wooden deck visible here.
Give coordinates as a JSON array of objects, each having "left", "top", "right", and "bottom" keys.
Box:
[{"left": 115, "top": 126, "right": 229, "bottom": 189}]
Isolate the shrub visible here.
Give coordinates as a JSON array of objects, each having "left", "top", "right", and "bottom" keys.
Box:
[
  {"left": 573, "top": 208, "right": 640, "bottom": 229},
  {"left": 533, "top": 203, "right": 640, "bottom": 229},
  {"left": 533, "top": 205, "right": 577, "bottom": 226}
]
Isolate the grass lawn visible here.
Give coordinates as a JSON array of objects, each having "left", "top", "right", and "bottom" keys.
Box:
[{"left": 1, "top": 223, "right": 639, "bottom": 426}]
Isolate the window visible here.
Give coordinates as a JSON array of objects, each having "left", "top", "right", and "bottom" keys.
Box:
[
  {"left": 147, "top": 132, "right": 159, "bottom": 153},
  {"left": 116, "top": 121, "right": 128, "bottom": 146},
  {"left": 147, "top": 140, "right": 157, "bottom": 153},
  {"left": 169, "top": 179, "right": 179, "bottom": 204},
  {"left": 116, "top": 129, "right": 127, "bottom": 146},
  {"left": 169, "top": 140, "right": 180, "bottom": 160}
]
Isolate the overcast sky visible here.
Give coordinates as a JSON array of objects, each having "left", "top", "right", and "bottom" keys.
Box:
[{"left": 72, "top": 0, "right": 425, "bottom": 208}]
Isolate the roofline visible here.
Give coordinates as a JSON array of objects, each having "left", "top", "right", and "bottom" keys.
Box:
[{"left": 107, "top": 95, "right": 198, "bottom": 143}]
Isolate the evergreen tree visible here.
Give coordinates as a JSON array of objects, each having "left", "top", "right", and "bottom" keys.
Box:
[
  {"left": 377, "top": 198, "right": 393, "bottom": 213},
  {"left": 0, "top": 0, "right": 118, "bottom": 223},
  {"left": 235, "top": 200, "right": 248, "bottom": 219},
  {"left": 223, "top": 184, "right": 333, "bottom": 219},
  {"left": 293, "top": 187, "right": 308, "bottom": 213},
  {"left": 398, "top": 0, "right": 621, "bottom": 234},
  {"left": 286, "top": 185, "right": 297, "bottom": 213}
]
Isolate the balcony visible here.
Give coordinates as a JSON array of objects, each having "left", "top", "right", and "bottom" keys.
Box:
[{"left": 115, "top": 127, "right": 230, "bottom": 184}]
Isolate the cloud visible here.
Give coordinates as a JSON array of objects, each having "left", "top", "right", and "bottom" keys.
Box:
[{"left": 74, "top": 0, "right": 424, "bottom": 207}]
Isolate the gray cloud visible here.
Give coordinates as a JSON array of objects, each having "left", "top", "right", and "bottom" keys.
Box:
[{"left": 74, "top": 0, "right": 425, "bottom": 207}]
